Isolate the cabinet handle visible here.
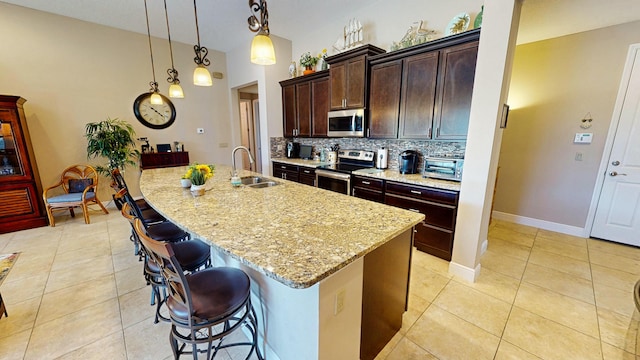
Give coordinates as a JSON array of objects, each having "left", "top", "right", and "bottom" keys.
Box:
[
  {"left": 362, "top": 181, "right": 370, "bottom": 185},
  {"left": 410, "top": 190, "right": 422, "bottom": 195},
  {"left": 281, "top": 166, "right": 286, "bottom": 169},
  {"left": 283, "top": 173, "right": 287, "bottom": 179},
  {"left": 435, "top": 126, "right": 440, "bottom": 137},
  {"left": 367, "top": 128, "right": 370, "bottom": 137},
  {"left": 428, "top": 127, "right": 432, "bottom": 138},
  {"left": 409, "top": 208, "right": 420, "bottom": 213},
  {"left": 303, "top": 170, "right": 310, "bottom": 173}
]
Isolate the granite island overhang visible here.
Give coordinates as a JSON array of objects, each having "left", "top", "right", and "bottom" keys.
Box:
[{"left": 140, "top": 165, "right": 425, "bottom": 360}]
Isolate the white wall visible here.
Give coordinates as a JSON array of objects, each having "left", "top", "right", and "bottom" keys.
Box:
[
  {"left": 0, "top": 3, "right": 233, "bottom": 200},
  {"left": 496, "top": 20, "right": 640, "bottom": 230}
]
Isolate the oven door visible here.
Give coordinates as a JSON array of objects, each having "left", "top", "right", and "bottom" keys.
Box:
[{"left": 316, "top": 169, "right": 352, "bottom": 195}]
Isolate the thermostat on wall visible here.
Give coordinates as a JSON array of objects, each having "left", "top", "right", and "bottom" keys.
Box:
[{"left": 574, "top": 133, "right": 593, "bottom": 144}]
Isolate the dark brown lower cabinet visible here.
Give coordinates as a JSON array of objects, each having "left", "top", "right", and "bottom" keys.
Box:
[
  {"left": 352, "top": 175, "right": 384, "bottom": 203},
  {"left": 298, "top": 167, "right": 316, "bottom": 186},
  {"left": 272, "top": 162, "right": 319, "bottom": 187},
  {"left": 140, "top": 152, "right": 189, "bottom": 170},
  {"left": 384, "top": 181, "right": 459, "bottom": 261}
]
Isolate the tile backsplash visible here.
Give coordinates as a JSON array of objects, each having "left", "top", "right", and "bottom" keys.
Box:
[{"left": 270, "top": 137, "right": 465, "bottom": 171}]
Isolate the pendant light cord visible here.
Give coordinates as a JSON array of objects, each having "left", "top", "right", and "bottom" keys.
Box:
[
  {"left": 143, "top": 0, "right": 158, "bottom": 91},
  {"left": 164, "top": 0, "right": 175, "bottom": 69},
  {"left": 194, "top": 0, "right": 201, "bottom": 47}
]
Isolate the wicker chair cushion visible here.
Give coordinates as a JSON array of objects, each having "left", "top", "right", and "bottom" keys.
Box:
[{"left": 46, "top": 192, "right": 96, "bottom": 203}]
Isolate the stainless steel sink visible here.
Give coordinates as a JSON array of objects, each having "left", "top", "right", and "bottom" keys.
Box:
[
  {"left": 240, "top": 176, "right": 280, "bottom": 188},
  {"left": 246, "top": 181, "right": 279, "bottom": 188},
  {"left": 240, "top": 176, "right": 264, "bottom": 185}
]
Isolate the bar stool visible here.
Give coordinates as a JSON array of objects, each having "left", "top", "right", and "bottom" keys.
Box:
[
  {"left": 110, "top": 168, "right": 151, "bottom": 211},
  {"left": 123, "top": 203, "right": 211, "bottom": 323},
  {"left": 134, "top": 218, "right": 263, "bottom": 360}
]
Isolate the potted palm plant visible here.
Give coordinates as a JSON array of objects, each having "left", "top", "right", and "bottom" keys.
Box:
[
  {"left": 85, "top": 117, "right": 140, "bottom": 175},
  {"left": 85, "top": 117, "right": 140, "bottom": 208}
]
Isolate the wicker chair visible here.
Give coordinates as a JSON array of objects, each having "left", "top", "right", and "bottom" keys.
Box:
[{"left": 42, "top": 164, "right": 109, "bottom": 226}]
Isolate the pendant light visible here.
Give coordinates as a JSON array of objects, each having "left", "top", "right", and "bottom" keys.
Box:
[
  {"left": 248, "top": 0, "right": 276, "bottom": 65},
  {"left": 163, "top": 0, "right": 183, "bottom": 98},
  {"left": 143, "top": 0, "right": 163, "bottom": 104},
  {"left": 192, "top": 0, "right": 212, "bottom": 86}
]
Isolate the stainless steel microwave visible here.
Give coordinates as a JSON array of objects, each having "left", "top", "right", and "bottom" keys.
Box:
[{"left": 327, "top": 109, "right": 365, "bottom": 137}]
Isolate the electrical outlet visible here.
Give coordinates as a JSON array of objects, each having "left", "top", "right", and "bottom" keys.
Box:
[
  {"left": 334, "top": 289, "right": 345, "bottom": 315},
  {"left": 277, "top": 145, "right": 283, "bottom": 151},
  {"left": 575, "top": 152, "right": 583, "bottom": 161},
  {"left": 196, "top": 128, "right": 205, "bottom": 134}
]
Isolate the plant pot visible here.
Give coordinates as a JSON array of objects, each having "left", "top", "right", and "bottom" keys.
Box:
[
  {"left": 303, "top": 66, "right": 315, "bottom": 75},
  {"left": 180, "top": 178, "right": 192, "bottom": 188},
  {"left": 190, "top": 184, "right": 206, "bottom": 196}
]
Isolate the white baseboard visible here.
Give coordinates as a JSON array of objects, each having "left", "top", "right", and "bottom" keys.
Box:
[
  {"left": 492, "top": 211, "right": 587, "bottom": 237},
  {"left": 448, "top": 261, "right": 481, "bottom": 283}
]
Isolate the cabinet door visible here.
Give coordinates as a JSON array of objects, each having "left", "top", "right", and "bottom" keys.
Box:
[
  {"left": 433, "top": 41, "right": 478, "bottom": 140},
  {"left": 311, "top": 77, "right": 330, "bottom": 137},
  {"left": 368, "top": 60, "right": 402, "bottom": 138},
  {"left": 296, "top": 82, "right": 311, "bottom": 137},
  {"left": 345, "top": 56, "right": 366, "bottom": 108},
  {"left": 330, "top": 62, "right": 347, "bottom": 109},
  {"left": 399, "top": 52, "right": 439, "bottom": 139},
  {"left": 282, "top": 84, "right": 296, "bottom": 137}
]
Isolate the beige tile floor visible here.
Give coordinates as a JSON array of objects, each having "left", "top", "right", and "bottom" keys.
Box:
[{"left": 1, "top": 209, "right": 639, "bottom": 359}]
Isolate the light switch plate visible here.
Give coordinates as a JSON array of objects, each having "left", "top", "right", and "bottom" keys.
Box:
[{"left": 574, "top": 133, "right": 593, "bottom": 144}]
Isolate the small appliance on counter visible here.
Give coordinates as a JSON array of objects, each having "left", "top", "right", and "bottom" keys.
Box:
[
  {"left": 423, "top": 157, "right": 464, "bottom": 181},
  {"left": 286, "top": 142, "right": 300, "bottom": 158},
  {"left": 299, "top": 144, "right": 313, "bottom": 160},
  {"left": 376, "top": 147, "right": 388, "bottom": 169},
  {"left": 399, "top": 150, "right": 419, "bottom": 174}
]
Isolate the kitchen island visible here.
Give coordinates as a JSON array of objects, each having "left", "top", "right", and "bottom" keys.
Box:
[{"left": 139, "top": 165, "right": 424, "bottom": 360}]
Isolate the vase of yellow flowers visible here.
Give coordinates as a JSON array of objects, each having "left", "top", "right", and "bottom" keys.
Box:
[
  {"left": 318, "top": 48, "right": 328, "bottom": 70},
  {"left": 300, "top": 51, "right": 319, "bottom": 75},
  {"left": 183, "top": 163, "right": 215, "bottom": 196}
]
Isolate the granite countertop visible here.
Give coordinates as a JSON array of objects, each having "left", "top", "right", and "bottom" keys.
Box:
[
  {"left": 139, "top": 165, "right": 424, "bottom": 289},
  {"left": 271, "top": 158, "right": 461, "bottom": 191},
  {"left": 271, "top": 157, "right": 328, "bottom": 168},
  {"left": 352, "top": 169, "right": 461, "bottom": 191}
]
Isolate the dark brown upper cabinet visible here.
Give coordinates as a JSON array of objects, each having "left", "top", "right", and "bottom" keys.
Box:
[
  {"left": 311, "top": 76, "right": 330, "bottom": 137},
  {"left": 368, "top": 29, "right": 480, "bottom": 140},
  {"left": 326, "top": 45, "right": 385, "bottom": 110},
  {"left": 280, "top": 70, "right": 329, "bottom": 138}
]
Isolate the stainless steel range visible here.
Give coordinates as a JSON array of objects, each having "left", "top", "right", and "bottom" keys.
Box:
[{"left": 315, "top": 150, "right": 376, "bottom": 195}]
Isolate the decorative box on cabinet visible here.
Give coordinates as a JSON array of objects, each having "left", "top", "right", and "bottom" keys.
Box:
[
  {"left": 280, "top": 70, "right": 329, "bottom": 138},
  {"left": 140, "top": 151, "right": 189, "bottom": 170},
  {"left": 368, "top": 29, "right": 479, "bottom": 140},
  {"left": 0, "top": 95, "right": 48, "bottom": 233},
  {"left": 326, "top": 45, "right": 385, "bottom": 110},
  {"left": 384, "top": 181, "right": 459, "bottom": 261}
]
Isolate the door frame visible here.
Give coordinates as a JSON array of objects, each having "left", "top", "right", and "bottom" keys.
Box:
[{"left": 585, "top": 43, "right": 640, "bottom": 237}]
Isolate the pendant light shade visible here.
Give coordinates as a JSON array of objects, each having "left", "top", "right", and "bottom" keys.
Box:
[
  {"left": 192, "top": 0, "right": 212, "bottom": 86},
  {"left": 193, "top": 65, "right": 213, "bottom": 86},
  {"left": 150, "top": 92, "right": 163, "bottom": 104},
  {"left": 248, "top": 0, "right": 276, "bottom": 65},
  {"left": 143, "top": 0, "right": 163, "bottom": 105},
  {"left": 163, "top": 0, "right": 184, "bottom": 98},
  {"left": 169, "top": 83, "right": 184, "bottom": 98},
  {"left": 251, "top": 31, "right": 276, "bottom": 65}
]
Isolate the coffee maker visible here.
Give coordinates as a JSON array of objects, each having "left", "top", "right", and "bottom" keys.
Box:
[
  {"left": 286, "top": 142, "right": 300, "bottom": 158},
  {"left": 399, "top": 150, "right": 419, "bottom": 174}
]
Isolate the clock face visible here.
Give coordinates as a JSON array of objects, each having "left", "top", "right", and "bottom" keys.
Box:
[{"left": 133, "top": 92, "right": 176, "bottom": 129}]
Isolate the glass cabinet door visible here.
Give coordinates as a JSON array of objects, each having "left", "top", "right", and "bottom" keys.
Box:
[{"left": 0, "top": 121, "right": 24, "bottom": 177}]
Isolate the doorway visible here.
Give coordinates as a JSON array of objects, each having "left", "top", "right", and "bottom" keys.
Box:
[
  {"left": 237, "top": 84, "right": 262, "bottom": 173},
  {"left": 590, "top": 44, "right": 640, "bottom": 246}
]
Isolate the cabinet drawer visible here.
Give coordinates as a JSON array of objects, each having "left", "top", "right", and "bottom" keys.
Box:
[
  {"left": 385, "top": 181, "right": 458, "bottom": 205},
  {"left": 299, "top": 167, "right": 316, "bottom": 177},
  {"left": 414, "top": 224, "right": 453, "bottom": 261},
  {"left": 384, "top": 193, "right": 456, "bottom": 230},
  {"left": 353, "top": 176, "right": 384, "bottom": 191},
  {"left": 353, "top": 187, "right": 384, "bottom": 203},
  {"left": 273, "top": 162, "right": 299, "bottom": 173}
]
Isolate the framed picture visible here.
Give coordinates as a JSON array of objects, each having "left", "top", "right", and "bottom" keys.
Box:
[{"left": 500, "top": 104, "right": 510, "bottom": 129}]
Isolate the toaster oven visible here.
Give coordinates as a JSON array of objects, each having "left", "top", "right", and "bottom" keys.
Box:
[{"left": 422, "top": 157, "right": 464, "bottom": 182}]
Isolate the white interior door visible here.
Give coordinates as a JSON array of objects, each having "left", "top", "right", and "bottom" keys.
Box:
[{"left": 591, "top": 45, "right": 640, "bottom": 246}]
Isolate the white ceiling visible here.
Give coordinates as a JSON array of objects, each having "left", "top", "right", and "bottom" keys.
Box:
[{"left": 2, "top": 0, "right": 639, "bottom": 52}]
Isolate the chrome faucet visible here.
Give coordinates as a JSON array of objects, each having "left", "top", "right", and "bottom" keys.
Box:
[{"left": 231, "top": 146, "right": 255, "bottom": 176}]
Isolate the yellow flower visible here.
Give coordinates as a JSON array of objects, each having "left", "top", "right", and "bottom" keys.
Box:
[{"left": 183, "top": 163, "right": 215, "bottom": 184}]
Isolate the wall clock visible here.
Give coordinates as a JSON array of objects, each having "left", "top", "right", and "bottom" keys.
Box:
[{"left": 132, "top": 92, "right": 176, "bottom": 129}]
